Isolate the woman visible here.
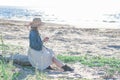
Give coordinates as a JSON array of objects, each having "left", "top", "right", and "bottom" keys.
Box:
[{"left": 28, "top": 18, "right": 74, "bottom": 71}]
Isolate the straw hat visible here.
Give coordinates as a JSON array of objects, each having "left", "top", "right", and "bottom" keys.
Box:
[{"left": 30, "top": 18, "right": 44, "bottom": 27}]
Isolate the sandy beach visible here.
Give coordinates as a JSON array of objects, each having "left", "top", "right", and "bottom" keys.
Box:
[{"left": 0, "top": 19, "right": 120, "bottom": 79}]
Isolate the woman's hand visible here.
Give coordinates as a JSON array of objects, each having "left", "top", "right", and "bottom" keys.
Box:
[{"left": 43, "top": 37, "right": 49, "bottom": 42}]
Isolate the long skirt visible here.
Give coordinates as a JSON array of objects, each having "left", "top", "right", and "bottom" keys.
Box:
[{"left": 28, "top": 46, "right": 54, "bottom": 70}]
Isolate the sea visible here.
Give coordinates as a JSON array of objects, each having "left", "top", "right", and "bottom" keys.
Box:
[{"left": 0, "top": 6, "right": 120, "bottom": 28}]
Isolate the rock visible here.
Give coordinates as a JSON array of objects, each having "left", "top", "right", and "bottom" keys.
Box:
[{"left": 1, "top": 54, "right": 31, "bottom": 66}]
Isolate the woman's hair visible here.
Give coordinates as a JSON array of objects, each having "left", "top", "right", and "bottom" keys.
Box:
[
  {"left": 27, "top": 18, "right": 43, "bottom": 30},
  {"left": 30, "top": 18, "right": 42, "bottom": 28}
]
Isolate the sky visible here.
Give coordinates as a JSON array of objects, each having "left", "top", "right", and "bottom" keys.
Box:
[{"left": 0, "top": 0, "right": 120, "bottom": 10}]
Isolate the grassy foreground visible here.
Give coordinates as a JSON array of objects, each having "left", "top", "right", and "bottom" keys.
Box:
[
  {"left": 0, "top": 53, "right": 119, "bottom": 80},
  {"left": 0, "top": 34, "right": 120, "bottom": 79}
]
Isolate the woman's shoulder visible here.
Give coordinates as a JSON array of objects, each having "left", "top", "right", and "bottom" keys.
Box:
[
  {"left": 30, "top": 30, "right": 38, "bottom": 36},
  {"left": 30, "top": 30, "right": 38, "bottom": 34}
]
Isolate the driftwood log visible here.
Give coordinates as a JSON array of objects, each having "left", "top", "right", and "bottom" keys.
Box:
[{"left": 0, "top": 54, "right": 31, "bottom": 66}]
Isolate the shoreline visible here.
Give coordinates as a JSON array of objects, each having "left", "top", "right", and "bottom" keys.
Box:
[{"left": 0, "top": 18, "right": 120, "bottom": 29}]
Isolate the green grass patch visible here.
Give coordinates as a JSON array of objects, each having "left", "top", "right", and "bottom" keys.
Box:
[
  {"left": 0, "top": 60, "right": 20, "bottom": 80},
  {"left": 57, "top": 54, "right": 120, "bottom": 74}
]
